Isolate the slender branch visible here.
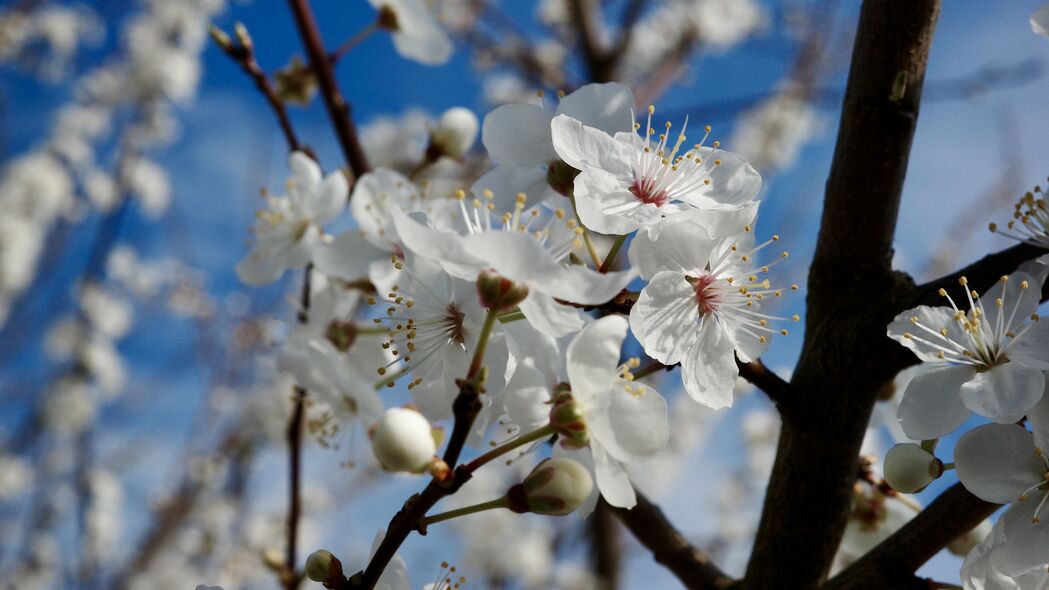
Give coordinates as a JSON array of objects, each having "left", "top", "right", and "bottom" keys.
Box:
[
  {"left": 744, "top": 2, "right": 942, "bottom": 587},
  {"left": 609, "top": 490, "right": 732, "bottom": 590},
  {"left": 911, "top": 242, "right": 1049, "bottom": 308},
  {"left": 568, "top": 0, "right": 612, "bottom": 82},
  {"left": 212, "top": 26, "right": 303, "bottom": 153},
  {"left": 823, "top": 483, "right": 998, "bottom": 589},
  {"left": 287, "top": 0, "right": 371, "bottom": 177},
  {"left": 736, "top": 359, "right": 790, "bottom": 414}
]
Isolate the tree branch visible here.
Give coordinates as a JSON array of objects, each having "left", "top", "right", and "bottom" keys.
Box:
[
  {"left": 590, "top": 499, "right": 622, "bottom": 590},
  {"left": 610, "top": 491, "right": 732, "bottom": 590},
  {"left": 911, "top": 242, "right": 1049, "bottom": 307},
  {"left": 744, "top": 2, "right": 941, "bottom": 587},
  {"left": 287, "top": 0, "right": 371, "bottom": 177},
  {"left": 823, "top": 483, "right": 998, "bottom": 589},
  {"left": 569, "top": 0, "right": 612, "bottom": 83}
]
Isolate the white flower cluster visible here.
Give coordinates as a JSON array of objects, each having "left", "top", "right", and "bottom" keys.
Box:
[{"left": 238, "top": 80, "right": 799, "bottom": 569}]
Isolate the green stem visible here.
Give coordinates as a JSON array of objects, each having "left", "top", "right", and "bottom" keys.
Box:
[
  {"left": 329, "top": 21, "right": 379, "bottom": 62},
  {"left": 941, "top": 462, "right": 955, "bottom": 471},
  {"left": 598, "top": 234, "right": 627, "bottom": 273},
  {"left": 498, "top": 309, "right": 525, "bottom": 323},
  {"left": 467, "top": 307, "right": 500, "bottom": 379},
  {"left": 419, "top": 496, "right": 509, "bottom": 528},
  {"left": 466, "top": 423, "right": 557, "bottom": 473}
]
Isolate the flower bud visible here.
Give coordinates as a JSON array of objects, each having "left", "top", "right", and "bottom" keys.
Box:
[
  {"left": 549, "top": 389, "right": 588, "bottom": 449},
  {"left": 546, "top": 159, "right": 579, "bottom": 197},
  {"left": 305, "top": 549, "right": 343, "bottom": 584},
  {"left": 428, "top": 107, "right": 479, "bottom": 160},
  {"left": 476, "top": 270, "right": 529, "bottom": 312},
  {"left": 370, "top": 407, "right": 437, "bottom": 473},
  {"left": 884, "top": 443, "right": 942, "bottom": 493},
  {"left": 262, "top": 547, "right": 284, "bottom": 571},
  {"left": 508, "top": 457, "right": 593, "bottom": 516}
]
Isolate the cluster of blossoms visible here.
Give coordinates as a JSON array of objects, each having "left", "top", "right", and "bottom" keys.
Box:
[
  {"left": 884, "top": 167, "right": 1049, "bottom": 588},
  {"left": 234, "top": 76, "right": 804, "bottom": 587}
]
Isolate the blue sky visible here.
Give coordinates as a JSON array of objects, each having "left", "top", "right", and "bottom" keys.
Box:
[{"left": 4, "top": 0, "right": 1049, "bottom": 587}]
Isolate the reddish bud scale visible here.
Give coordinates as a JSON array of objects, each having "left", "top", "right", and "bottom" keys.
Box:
[
  {"left": 546, "top": 159, "right": 580, "bottom": 197},
  {"left": 549, "top": 391, "right": 589, "bottom": 448}
]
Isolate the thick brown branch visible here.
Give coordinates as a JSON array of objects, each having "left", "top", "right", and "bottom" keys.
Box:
[
  {"left": 823, "top": 483, "right": 998, "bottom": 589},
  {"left": 287, "top": 0, "right": 371, "bottom": 178},
  {"left": 912, "top": 242, "right": 1049, "bottom": 307},
  {"left": 610, "top": 491, "right": 732, "bottom": 590},
  {"left": 744, "top": 2, "right": 941, "bottom": 588}
]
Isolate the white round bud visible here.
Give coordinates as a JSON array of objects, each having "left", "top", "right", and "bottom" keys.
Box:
[
  {"left": 370, "top": 407, "right": 437, "bottom": 473},
  {"left": 884, "top": 443, "right": 941, "bottom": 493},
  {"left": 520, "top": 457, "right": 593, "bottom": 515},
  {"left": 430, "top": 107, "right": 479, "bottom": 159}
]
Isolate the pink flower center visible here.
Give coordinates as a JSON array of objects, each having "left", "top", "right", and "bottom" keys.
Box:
[
  {"left": 629, "top": 176, "right": 670, "bottom": 207},
  {"left": 691, "top": 273, "right": 721, "bottom": 315}
]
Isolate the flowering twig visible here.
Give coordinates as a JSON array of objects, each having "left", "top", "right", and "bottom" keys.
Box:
[
  {"left": 287, "top": 0, "right": 371, "bottom": 178},
  {"left": 211, "top": 24, "right": 303, "bottom": 153}
]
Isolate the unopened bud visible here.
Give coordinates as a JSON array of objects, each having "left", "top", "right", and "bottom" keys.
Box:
[
  {"left": 370, "top": 407, "right": 437, "bottom": 473},
  {"left": 477, "top": 270, "right": 529, "bottom": 311},
  {"left": 549, "top": 389, "right": 588, "bottom": 449},
  {"left": 208, "top": 25, "right": 232, "bottom": 51},
  {"left": 884, "top": 443, "right": 942, "bottom": 493},
  {"left": 428, "top": 107, "right": 478, "bottom": 161},
  {"left": 305, "top": 549, "right": 343, "bottom": 583},
  {"left": 507, "top": 457, "right": 593, "bottom": 516},
  {"left": 261, "top": 547, "right": 284, "bottom": 571},
  {"left": 233, "top": 22, "right": 252, "bottom": 52}
]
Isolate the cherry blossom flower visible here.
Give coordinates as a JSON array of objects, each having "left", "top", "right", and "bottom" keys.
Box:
[
  {"left": 392, "top": 191, "right": 635, "bottom": 337},
  {"left": 990, "top": 184, "right": 1049, "bottom": 249},
  {"left": 956, "top": 421, "right": 1049, "bottom": 577},
  {"left": 369, "top": 0, "right": 452, "bottom": 66},
  {"left": 628, "top": 217, "right": 795, "bottom": 408},
  {"left": 474, "top": 82, "right": 635, "bottom": 207},
  {"left": 368, "top": 253, "right": 509, "bottom": 437},
  {"left": 550, "top": 104, "right": 761, "bottom": 235},
  {"left": 556, "top": 315, "right": 669, "bottom": 509},
  {"left": 887, "top": 262, "right": 1049, "bottom": 440},
  {"left": 236, "top": 152, "right": 346, "bottom": 285}
]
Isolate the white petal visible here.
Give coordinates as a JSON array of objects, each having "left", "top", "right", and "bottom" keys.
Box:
[
  {"left": 1018, "top": 253, "right": 1049, "bottom": 287},
  {"left": 629, "top": 270, "right": 696, "bottom": 365},
  {"left": 992, "top": 497, "right": 1049, "bottom": 576},
  {"left": 566, "top": 315, "right": 627, "bottom": 401},
  {"left": 550, "top": 114, "right": 633, "bottom": 175},
  {"left": 573, "top": 171, "right": 644, "bottom": 234},
  {"left": 387, "top": 0, "right": 452, "bottom": 66},
  {"left": 554, "top": 82, "right": 635, "bottom": 135},
  {"left": 887, "top": 305, "right": 967, "bottom": 363},
  {"left": 470, "top": 165, "right": 558, "bottom": 211},
  {"left": 391, "top": 211, "right": 484, "bottom": 279},
  {"left": 677, "top": 147, "right": 761, "bottom": 208},
  {"left": 463, "top": 231, "right": 635, "bottom": 303},
  {"left": 960, "top": 362, "right": 1046, "bottom": 421},
  {"left": 588, "top": 381, "right": 669, "bottom": 462},
  {"left": 236, "top": 248, "right": 289, "bottom": 286},
  {"left": 1007, "top": 320, "right": 1049, "bottom": 370},
  {"left": 681, "top": 322, "right": 737, "bottom": 409},
  {"left": 308, "top": 170, "right": 347, "bottom": 223},
  {"left": 502, "top": 359, "right": 552, "bottom": 431},
  {"left": 656, "top": 201, "right": 759, "bottom": 241},
  {"left": 313, "top": 231, "right": 390, "bottom": 281},
  {"left": 629, "top": 220, "right": 715, "bottom": 279},
  {"left": 1028, "top": 386, "right": 1049, "bottom": 452},
  {"left": 955, "top": 424, "right": 1043, "bottom": 504},
  {"left": 482, "top": 104, "right": 556, "bottom": 168},
  {"left": 981, "top": 272, "right": 1040, "bottom": 338},
  {"left": 289, "top": 151, "right": 322, "bottom": 190},
  {"left": 519, "top": 292, "right": 586, "bottom": 338},
  {"left": 591, "top": 441, "right": 636, "bottom": 509},
  {"left": 350, "top": 168, "right": 420, "bottom": 240},
  {"left": 897, "top": 364, "right": 973, "bottom": 440}
]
